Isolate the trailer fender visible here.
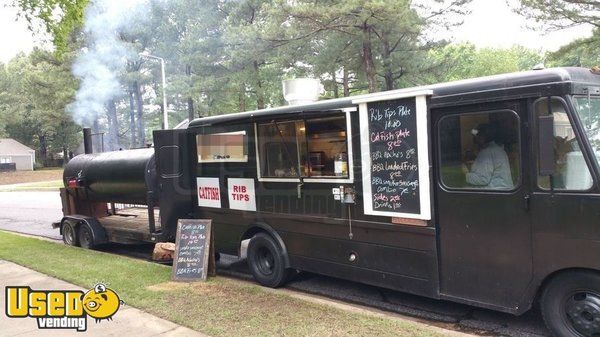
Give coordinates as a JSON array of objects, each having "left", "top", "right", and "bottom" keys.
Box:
[
  {"left": 240, "top": 223, "right": 291, "bottom": 269},
  {"left": 61, "top": 216, "right": 108, "bottom": 245}
]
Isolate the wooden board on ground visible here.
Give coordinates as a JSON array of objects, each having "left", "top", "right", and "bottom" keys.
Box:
[{"left": 172, "top": 219, "right": 213, "bottom": 282}]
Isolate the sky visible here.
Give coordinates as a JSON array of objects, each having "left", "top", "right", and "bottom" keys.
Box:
[
  {"left": 0, "top": 4, "right": 49, "bottom": 63},
  {"left": 0, "top": 0, "right": 595, "bottom": 64},
  {"left": 449, "top": 0, "right": 593, "bottom": 50}
]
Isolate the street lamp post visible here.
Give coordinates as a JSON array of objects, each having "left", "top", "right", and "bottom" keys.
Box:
[{"left": 139, "top": 52, "right": 168, "bottom": 129}]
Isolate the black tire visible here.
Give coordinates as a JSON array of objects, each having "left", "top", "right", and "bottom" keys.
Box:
[
  {"left": 247, "top": 233, "right": 291, "bottom": 288},
  {"left": 62, "top": 222, "right": 79, "bottom": 246},
  {"left": 77, "top": 224, "right": 95, "bottom": 249},
  {"left": 541, "top": 271, "right": 600, "bottom": 337}
]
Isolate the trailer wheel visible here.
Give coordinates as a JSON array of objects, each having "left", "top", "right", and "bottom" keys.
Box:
[
  {"left": 62, "top": 222, "right": 79, "bottom": 246},
  {"left": 247, "top": 233, "right": 290, "bottom": 288},
  {"left": 541, "top": 271, "right": 600, "bottom": 337},
  {"left": 77, "top": 224, "right": 96, "bottom": 249}
]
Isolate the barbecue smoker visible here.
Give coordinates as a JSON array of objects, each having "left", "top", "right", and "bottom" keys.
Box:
[{"left": 54, "top": 128, "right": 190, "bottom": 248}]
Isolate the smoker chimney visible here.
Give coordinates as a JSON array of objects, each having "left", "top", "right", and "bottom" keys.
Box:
[
  {"left": 83, "top": 127, "right": 93, "bottom": 154},
  {"left": 282, "top": 78, "right": 321, "bottom": 105}
]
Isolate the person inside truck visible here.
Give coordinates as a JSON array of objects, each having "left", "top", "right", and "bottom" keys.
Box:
[{"left": 462, "top": 123, "right": 514, "bottom": 189}]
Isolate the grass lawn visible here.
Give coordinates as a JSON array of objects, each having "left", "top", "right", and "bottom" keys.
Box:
[
  {"left": 0, "top": 231, "right": 450, "bottom": 337},
  {"left": 0, "top": 168, "right": 63, "bottom": 185}
]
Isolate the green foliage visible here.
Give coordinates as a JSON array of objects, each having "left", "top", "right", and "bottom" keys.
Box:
[
  {"left": 11, "top": 0, "right": 89, "bottom": 56},
  {"left": 0, "top": 49, "right": 80, "bottom": 164},
  {"left": 266, "top": 0, "right": 471, "bottom": 92},
  {"left": 425, "top": 43, "right": 544, "bottom": 83},
  {"left": 547, "top": 29, "right": 600, "bottom": 67},
  {"left": 4, "top": 0, "right": 566, "bottom": 159},
  {"left": 516, "top": 0, "right": 599, "bottom": 56},
  {"left": 517, "top": 0, "right": 600, "bottom": 30}
]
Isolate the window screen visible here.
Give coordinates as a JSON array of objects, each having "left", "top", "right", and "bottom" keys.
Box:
[
  {"left": 439, "top": 110, "right": 520, "bottom": 190},
  {"left": 196, "top": 131, "right": 247, "bottom": 163}
]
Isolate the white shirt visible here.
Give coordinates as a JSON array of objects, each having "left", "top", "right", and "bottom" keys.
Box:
[{"left": 466, "top": 142, "right": 514, "bottom": 189}]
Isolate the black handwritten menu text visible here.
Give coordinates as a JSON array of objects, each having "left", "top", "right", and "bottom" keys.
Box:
[
  {"left": 367, "top": 97, "right": 420, "bottom": 215},
  {"left": 172, "top": 219, "right": 212, "bottom": 281}
]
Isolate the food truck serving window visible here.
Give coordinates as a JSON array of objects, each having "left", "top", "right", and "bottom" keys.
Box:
[
  {"left": 256, "top": 114, "right": 350, "bottom": 180},
  {"left": 196, "top": 131, "right": 248, "bottom": 163}
]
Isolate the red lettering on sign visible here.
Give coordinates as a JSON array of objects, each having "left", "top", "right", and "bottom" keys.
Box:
[
  {"left": 233, "top": 185, "right": 247, "bottom": 193},
  {"left": 231, "top": 193, "right": 251, "bottom": 201},
  {"left": 198, "top": 187, "right": 220, "bottom": 200}
]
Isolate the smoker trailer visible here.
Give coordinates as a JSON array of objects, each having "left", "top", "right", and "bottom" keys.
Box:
[{"left": 57, "top": 68, "right": 600, "bottom": 337}]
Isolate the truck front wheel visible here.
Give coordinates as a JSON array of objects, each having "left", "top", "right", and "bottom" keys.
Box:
[
  {"left": 541, "top": 271, "right": 600, "bottom": 337},
  {"left": 247, "top": 233, "right": 290, "bottom": 288}
]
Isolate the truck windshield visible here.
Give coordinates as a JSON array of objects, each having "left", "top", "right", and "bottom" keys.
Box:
[{"left": 573, "top": 95, "right": 600, "bottom": 166}]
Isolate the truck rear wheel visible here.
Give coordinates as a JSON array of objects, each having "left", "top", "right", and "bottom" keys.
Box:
[
  {"left": 247, "top": 233, "right": 290, "bottom": 288},
  {"left": 77, "top": 224, "right": 96, "bottom": 249},
  {"left": 62, "top": 222, "right": 79, "bottom": 246},
  {"left": 541, "top": 271, "right": 600, "bottom": 337}
]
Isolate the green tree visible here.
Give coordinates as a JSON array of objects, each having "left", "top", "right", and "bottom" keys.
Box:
[
  {"left": 263, "top": 0, "right": 470, "bottom": 93},
  {"left": 546, "top": 30, "right": 600, "bottom": 67},
  {"left": 0, "top": 50, "right": 80, "bottom": 165},
  {"left": 11, "top": 0, "right": 89, "bottom": 55},
  {"left": 425, "top": 43, "right": 543, "bottom": 83},
  {"left": 516, "top": 0, "right": 599, "bottom": 63},
  {"left": 517, "top": 0, "right": 599, "bottom": 30}
]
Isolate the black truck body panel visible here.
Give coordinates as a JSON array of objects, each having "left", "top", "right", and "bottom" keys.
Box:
[{"left": 60, "top": 67, "right": 600, "bottom": 316}]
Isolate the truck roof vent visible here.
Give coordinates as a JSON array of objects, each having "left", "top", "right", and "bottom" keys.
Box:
[
  {"left": 282, "top": 78, "right": 321, "bottom": 105},
  {"left": 532, "top": 63, "right": 545, "bottom": 70}
]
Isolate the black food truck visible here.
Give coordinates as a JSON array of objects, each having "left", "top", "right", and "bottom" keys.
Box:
[{"left": 57, "top": 67, "right": 600, "bottom": 337}]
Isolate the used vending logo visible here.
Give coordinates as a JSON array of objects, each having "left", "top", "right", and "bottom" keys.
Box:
[{"left": 5, "top": 283, "right": 122, "bottom": 332}]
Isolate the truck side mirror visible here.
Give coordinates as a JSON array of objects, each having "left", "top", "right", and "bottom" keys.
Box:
[{"left": 538, "top": 115, "right": 555, "bottom": 176}]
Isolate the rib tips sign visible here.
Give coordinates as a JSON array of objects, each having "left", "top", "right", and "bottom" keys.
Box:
[
  {"left": 172, "top": 219, "right": 213, "bottom": 281},
  {"left": 228, "top": 178, "right": 257, "bottom": 211},
  {"left": 355, "top": 91, "right": 432, "bottom": 220}
]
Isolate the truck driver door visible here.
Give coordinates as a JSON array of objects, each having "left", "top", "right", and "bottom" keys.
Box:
[{"left": 433, "top": 101, "right": 533, "bottom": 311}]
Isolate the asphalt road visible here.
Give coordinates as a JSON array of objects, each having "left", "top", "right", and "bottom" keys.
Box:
[
  {"left": 0, "top": 191, "right": 63, "bottom": 240},
  {"left": 0, "top": 191, "right": 551, "bottom": 337}
]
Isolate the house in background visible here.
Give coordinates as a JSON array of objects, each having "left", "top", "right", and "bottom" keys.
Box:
[{"left": 0, "top": 138, "right": 35, "bottom": 171}]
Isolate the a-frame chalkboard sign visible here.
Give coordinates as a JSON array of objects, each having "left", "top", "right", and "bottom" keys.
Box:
[{"left": 172, "top": 219, "right": 214, "bottom": 281}]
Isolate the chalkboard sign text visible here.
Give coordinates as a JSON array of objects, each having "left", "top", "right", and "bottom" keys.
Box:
[
  {"left": 367, "top": 97, "right": 421, "bottom": 215},
  {"left": 357, "top": 91, "right": 432, "bottom": 220},
  {"left": 172, "top": 219, "right": 212, "bottom": 282}
]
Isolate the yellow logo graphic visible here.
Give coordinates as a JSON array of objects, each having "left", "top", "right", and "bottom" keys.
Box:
[
  {"left": 82, "top": 284, "right": 121, "bottom": 322},
  {"left": 5, "top": 283, "right": 122, "bottom": 331}
]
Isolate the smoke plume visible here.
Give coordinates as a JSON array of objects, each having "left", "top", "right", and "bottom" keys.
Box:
[{"left": 68, "top": 0, "right": 148, "bottom": 126}]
